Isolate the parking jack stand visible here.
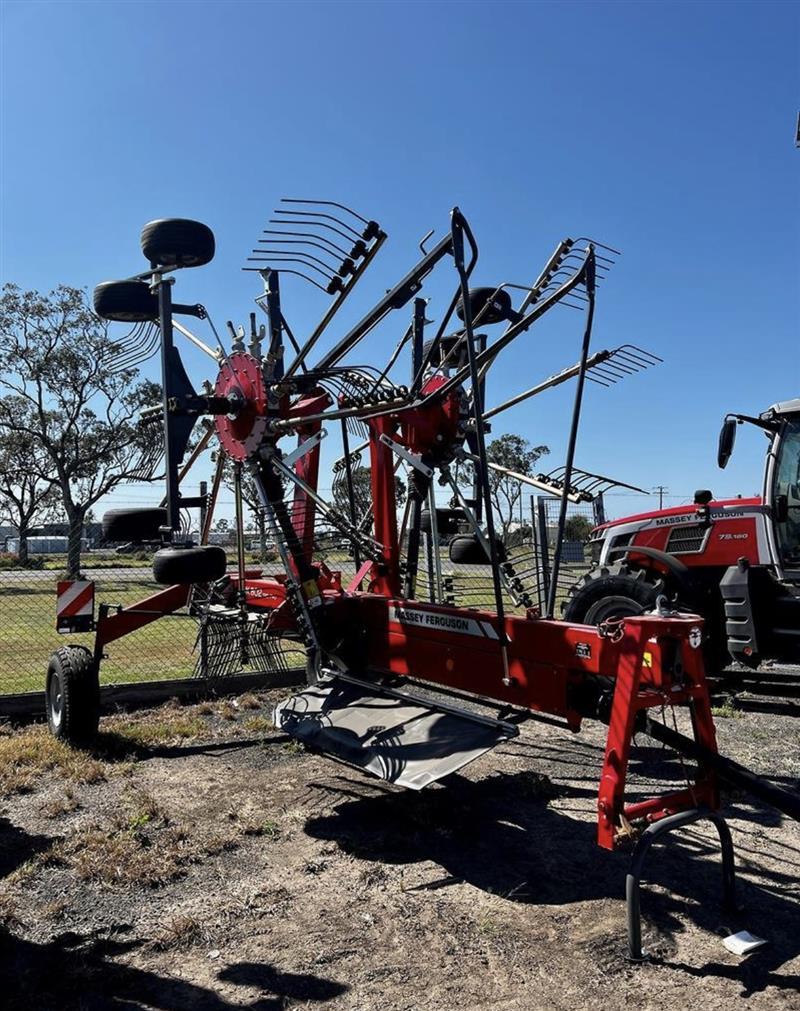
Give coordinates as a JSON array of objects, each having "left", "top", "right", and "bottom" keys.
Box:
[{"left": 626, "top": 808, "right": 737, "bottom": 962}]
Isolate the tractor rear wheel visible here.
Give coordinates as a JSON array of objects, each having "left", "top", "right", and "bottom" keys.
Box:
[
  {"left": 45, "top": 646, "right": 100, "bottom": 746},
  {"left": 141, "top": 218, "right": 215, "bottom": 269},
  {"left": 153, "top": 545, "right": 227, "bottom": 585},
  {"left": 562, "top": 562, "right": 664, "bottom": 625}
]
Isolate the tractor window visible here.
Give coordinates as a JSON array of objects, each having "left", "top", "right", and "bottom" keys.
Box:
[{"left": 773, "top": 420, "right": 800, "bottom": 570}]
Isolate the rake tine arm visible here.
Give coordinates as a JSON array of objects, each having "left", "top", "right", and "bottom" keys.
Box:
[
  {"left": 310, "top": 233, "right": 454, "bottom": 375},
  {"left": 282, "top": 231, "right": 388, "bottom": 378},
  {"left": 483, "top": 348, "right": 614, "bottom": 420}
]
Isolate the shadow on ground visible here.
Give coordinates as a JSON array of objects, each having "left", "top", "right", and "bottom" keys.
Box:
[
  {"left": 0, "top": 926, "right": 348, "bottom": 1011},
  {"left": 305, "top": 769, "right": 800, "bottom": 996}
]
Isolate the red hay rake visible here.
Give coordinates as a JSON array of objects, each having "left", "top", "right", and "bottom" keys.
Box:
[{"left": 47, "top": 200, "right": 799, "bottom": 960}]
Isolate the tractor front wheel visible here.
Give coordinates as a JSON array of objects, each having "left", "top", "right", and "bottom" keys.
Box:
[
  {"left": 562, "top": 562, "right": 664, "bottom": 625},
  {"left": 45, "top": 646, "right": 100, "bottom": 746}
]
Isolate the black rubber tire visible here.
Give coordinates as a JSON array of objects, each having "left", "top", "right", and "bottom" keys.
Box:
[
  {"left": 562, "top": 562, "right": 664, "bottom": 624},
  {"left": 153, "top": 545, "right": 227, "bottom": 585},
  {"left": 422, "top": 334, "right": 465, "bottom": 369},
  {"left": 420, "top": 507, "right": 468, "bottom": 536},
  {"left": 102, "top": 507, "right": 167, "bottom": 543},
  {"left": 456, "top": 287, "right": 513, "bottom": 326},
  {"left": 448, "top": 533, "right": 506, "bottom": 566},
  {"left": 93, "top": 280, "right": 159, "bottom": 322},
  {"left": 141, "top": 218, "right": 215, "bottom": 269},
  {"left": 45, "top": 646, "right": 100, "bottom": 746}
]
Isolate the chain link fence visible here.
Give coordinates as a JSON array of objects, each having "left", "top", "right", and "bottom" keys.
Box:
[{"left": 0, "top": 559, "right": 303, "bottom": 706}]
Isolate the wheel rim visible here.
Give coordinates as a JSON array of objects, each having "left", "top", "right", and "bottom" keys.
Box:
[
  {"left": 49, "top": 672, "right": 63, "bottom": 729},
  {"left": 584, "top": 597, "right": 646, "bottom": 625}
]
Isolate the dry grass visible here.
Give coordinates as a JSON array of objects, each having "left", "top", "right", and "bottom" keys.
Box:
[
  {"left": 241, "top": 816, "right": 280, "bottom": 839},
  {"left": 41, "top": 785, "right": 80, "bottom": 819},
  {"left": 0, "top": 726, "right": 106, "bottom": 799},
  {"left": 244, "top": 715, "right": 272, "bottom": 733},
  {"left": 61, "top": 821, "right": 196, "bottom": 887},
  {"left": 106, "top": 706, "right": 209, "bottom": 747},
  {"left": 149, "top": 914, "right": 208, "bottom": 951},
  {"left": 218, "top": 701, "right": 237, "bottom": 722},
  {"left": 236, "top": 693, "right": 261, "bottom": 710},
  {"left": 53, "top": 789, "right": 193, "bottom": 888},
  {"left": 0, "top": 892, "right": 22, "bottom": 930}
]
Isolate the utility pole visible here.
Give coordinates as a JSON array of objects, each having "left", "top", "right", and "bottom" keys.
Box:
[{"left": 652, "top": 485, "right": 669, "bottom": 509}]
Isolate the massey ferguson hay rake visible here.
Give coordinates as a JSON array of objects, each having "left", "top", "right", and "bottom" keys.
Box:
[{"left": 46, "top": 201, "right": 799, "bottom": 958}]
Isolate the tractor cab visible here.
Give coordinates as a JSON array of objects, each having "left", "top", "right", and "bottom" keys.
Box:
[{"left": 720, "top": 398, "right": 800, "bottom": 583}]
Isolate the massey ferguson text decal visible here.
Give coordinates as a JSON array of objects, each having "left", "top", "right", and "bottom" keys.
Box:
[{"left": 390, "top": 605, "right": 498, "bottom": 639}]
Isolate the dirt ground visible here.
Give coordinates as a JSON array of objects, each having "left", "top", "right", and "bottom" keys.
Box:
[{"left": 0, "top": 668, "right": 798, "bottom": 1011}]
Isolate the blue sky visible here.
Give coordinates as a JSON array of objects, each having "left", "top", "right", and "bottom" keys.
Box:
[{"left": 1, "top": 0, "right": 797, "bottom": 522}]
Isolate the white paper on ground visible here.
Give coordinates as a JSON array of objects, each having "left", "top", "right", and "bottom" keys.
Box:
[{"left": 722, "top": 931, "right": 768, "bottom": 956}]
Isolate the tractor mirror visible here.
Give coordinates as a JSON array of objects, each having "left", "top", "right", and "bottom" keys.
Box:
[{"left": 717, "top": 417, "right": 737, "bottom": 469}]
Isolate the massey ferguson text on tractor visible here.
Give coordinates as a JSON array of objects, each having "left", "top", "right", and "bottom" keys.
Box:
[
  {"left": 45, "top": 203, "right": 799, "bottom": 957},
  {"left": 564, "top": 401, "right": 800, "bottom": 672}
]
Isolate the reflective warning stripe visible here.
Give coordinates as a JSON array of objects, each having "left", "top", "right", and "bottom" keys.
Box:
[{"left": 56, "top": 581, "right": 94, "bottom": 618}]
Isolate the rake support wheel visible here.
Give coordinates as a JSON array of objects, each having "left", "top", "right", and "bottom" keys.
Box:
[
  {"left": 102, "top": 507, "right": 168, "bottom": 543},
  {"left": 153, "top": 545, "right": 227, "bottom": 585},
  {"left": 93, "top": 280, "right": 159, "bottom": 322},
  {"left": 141, "top": 218, "right": 215, "bottom": 269}
]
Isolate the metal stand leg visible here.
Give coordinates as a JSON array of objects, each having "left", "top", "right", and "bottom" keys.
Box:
[{"left": 626, "top": 808, "right": 736, "bottom": 962}]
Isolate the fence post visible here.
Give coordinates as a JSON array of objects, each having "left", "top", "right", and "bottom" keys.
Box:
[
  {"left": 536, "top": 496, "right": 551, "bottom": 610},
  {"left": 199, "top": 481, "right": 208, "bottom": 543}
]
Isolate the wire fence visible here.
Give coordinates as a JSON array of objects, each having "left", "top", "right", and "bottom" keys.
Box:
[{"left": 0, "top": 562, "right": 303, "bottom": 702}]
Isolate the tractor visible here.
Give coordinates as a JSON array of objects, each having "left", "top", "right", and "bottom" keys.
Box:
[{"left": 563, "top": 400, "right": 800, "bottom": 672}]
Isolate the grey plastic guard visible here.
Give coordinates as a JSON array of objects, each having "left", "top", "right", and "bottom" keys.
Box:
[{"left": 274, "top": 676, "right": 518, "bottom": 790}]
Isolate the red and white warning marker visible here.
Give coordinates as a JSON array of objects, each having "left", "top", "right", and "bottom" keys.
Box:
[{"left": 56, "top": 580, "right": 95, "bottom": 633}]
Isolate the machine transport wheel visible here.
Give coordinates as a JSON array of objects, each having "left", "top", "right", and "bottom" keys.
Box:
[
  {"left": 449, "top": 533, "right": 506, "bottom": 566},
  {"left": 456, "top": 286, "right": 514, "bottom": 326},
  {"left": 562, "top": 562, "right": 663, "bottom": 624},
  {"left": 93, "top": 280, "right": 159, "bottom": 322},
  {"left": 140, "top": 218, "right": 215, "bottom": 269},
  {"left": 153, "top": 545, "right": 227, "bottom": 585},
  {"left": 102, "top": 507, "right": 168, "bottom": 543},
  {"left": 420, "top": 507, "right": 468, "bottom": 536},
  {"left": 45, "top": 646, "right": 100, "bottom": 746}
]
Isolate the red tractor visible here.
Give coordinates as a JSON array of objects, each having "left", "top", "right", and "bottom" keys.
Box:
[{"left": 564, "top": 399, "right": 800, "bottom": 672}]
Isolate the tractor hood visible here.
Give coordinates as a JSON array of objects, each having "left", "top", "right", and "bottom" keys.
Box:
[{"left": 594, "top": 497, "right": 762, "bottom": 535}]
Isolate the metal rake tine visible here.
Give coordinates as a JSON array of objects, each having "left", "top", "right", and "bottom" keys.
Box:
[
  {"left": 269, "top": 216, "right": 356, "bottom": 245},
  {"left": 594, "top": 360, "right": 639, "bottom": 378},
  {"left": 251, "top": 248, "right": 337, "bottom": 278},
  {"left": 281, "top": 197, "right": 370, "bottom": 226},
  {"left": 616, "top": 344, "right": 664, "bottom": 365},
  {"left": 572, "top": 236, "right": 622, "bottom": 257},
  {"left": 242, "top": 266, "right": 329, "bottom": 292},
  {"left": 247, "top": 255, "right": 335, "bottom": 280},
  {"left": 261, "top": 228, "right": 351, "bottom": 259},
  {"left": 273, "top": 208, "right": 363, "bottom": 241},
  {"left": 258, "top": 237, "right": 347, "bottom": 264}
]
